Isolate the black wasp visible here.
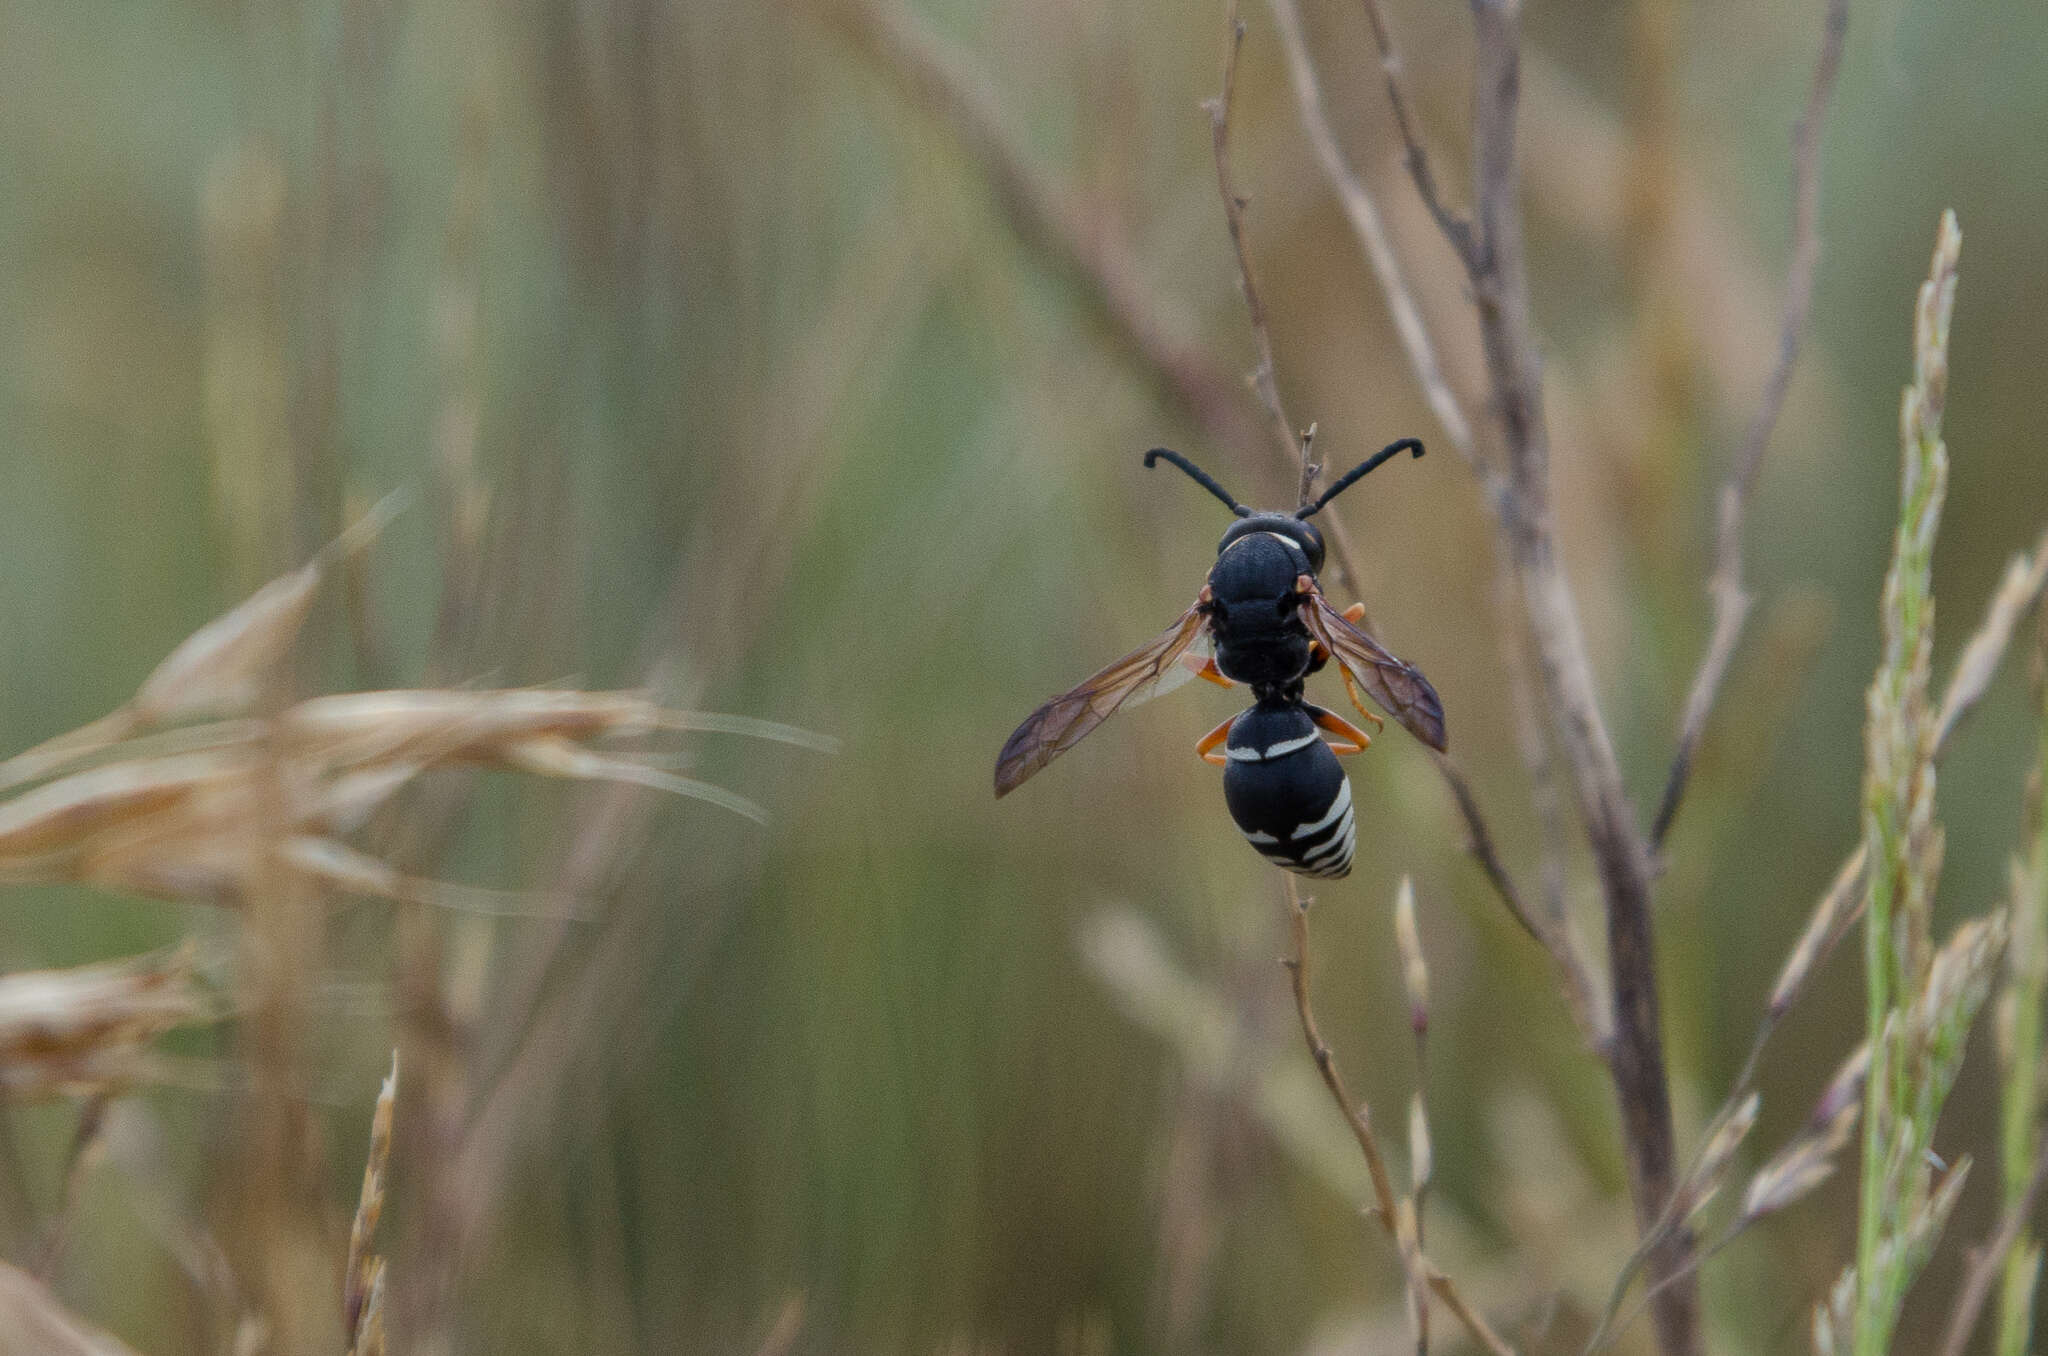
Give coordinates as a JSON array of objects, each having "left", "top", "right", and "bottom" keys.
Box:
[{"left": 994, "top": 441, "right": 1446, "bottom": 879}]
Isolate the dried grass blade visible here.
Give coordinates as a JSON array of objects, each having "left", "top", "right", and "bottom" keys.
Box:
[{"left": 500, "top": 738, "right": 770, "bottom": 825}]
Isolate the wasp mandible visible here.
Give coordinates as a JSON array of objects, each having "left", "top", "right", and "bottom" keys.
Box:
[{"left": 994, "top": 441, "right": 1446, "bottom": 879}]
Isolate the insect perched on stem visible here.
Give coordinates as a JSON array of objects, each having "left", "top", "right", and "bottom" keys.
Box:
[{"left": 994, "top": 441, "right": 1446, "bottom": 878}]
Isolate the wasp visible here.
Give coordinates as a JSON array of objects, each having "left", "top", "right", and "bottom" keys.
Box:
[{"left": 994, "top": 441, "right": 1446, "bottom": 879}]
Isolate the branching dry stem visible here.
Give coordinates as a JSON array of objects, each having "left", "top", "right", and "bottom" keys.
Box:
[
  {"left": 1280, "top": 876, "right": 1515, "bottom": 1356},
  {"left": 1355, "top": 0, "right": 1479, "bottom": 272}
]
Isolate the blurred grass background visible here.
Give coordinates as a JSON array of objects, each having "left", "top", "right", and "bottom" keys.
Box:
[{"left": 1, "top": 0, "right": 2046, "bottom": 1352}]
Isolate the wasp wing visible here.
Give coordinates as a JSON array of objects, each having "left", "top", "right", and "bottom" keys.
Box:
[
  {"left": 994, "top": 602, "right": 1211, "bottom": 797},
  {"left": 1302, "top": 590, "right": 1448, "bottom": 752},
  {"left": 1126, "top": 630, "right": 1220, "bottom": 709}
]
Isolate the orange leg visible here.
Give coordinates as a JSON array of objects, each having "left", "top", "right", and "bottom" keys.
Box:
[
  {"left": 1195, "top": 715, "right": 1234, "bottom": 766},
  {"left": 1306, "top": 704, "right": 1374, "bottom": 755},
  {"left": 1179, "top": 651, "right": 1236, "bottom": 688},
  {"left": 1338, "top": 666, "right": 1386, "bottom": 733}
]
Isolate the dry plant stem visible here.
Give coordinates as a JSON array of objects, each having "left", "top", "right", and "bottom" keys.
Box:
[
  {"left": 1431, "top": 746, "right": 1606, "bottom": 1051},
  {"left": 1266, "top": 0, "right": 1479, "bottom": 479},
  {"left": 1279, "top": 876, "right": 1516, "bottom": 1356},
  {"left": 1355, "top": 0, "right": 1479, "bottom": 269},
  {"left": 1935, "top": 1137, "right": 2048, "bottom": 1356},
  {"left": 1652, "top": 0, "right": 1849, "bottom": 848},
  {"left": 1425, "top": 1, "right": 1698, "bottom": 1346},
  {"left": 1209, "top": 4, "right": 1308, "bottom": 476},
  {"left": 1204, "top": 4, "right": 1378, "bottom": 588}
]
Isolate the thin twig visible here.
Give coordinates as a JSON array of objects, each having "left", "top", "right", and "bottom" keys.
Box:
[
  {"left": 1431, "top": 748, "right": 1608, "bottom": 1053},
  {"left": 1651, "top": 0, "right": 1849, "bottom": 848},
  {"left": 1265, "top": 0, "right": 1484, "bottom": 484},
  {"left": 1354, "top": 0, "right": 1479, "bottom": 270},
  {"left": 1935, "top": 1136, "right": 2048, "bottom": 1356},
  {"left": 1209, "top": 3, "right": 1307, "bottom": 477},
  {"left": 1280, "top": 876, "right": 1517, "bottom": 1356}
]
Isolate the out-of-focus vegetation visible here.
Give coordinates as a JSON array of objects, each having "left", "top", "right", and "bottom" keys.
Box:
[{"left": 3, "top": 0, "right": 2048, "bottom": 1352}]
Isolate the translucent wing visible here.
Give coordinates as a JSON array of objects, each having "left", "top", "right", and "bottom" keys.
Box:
[
  {"left": 1126, "top": 630, "right": 1218, "bottom": 709},
  {"left": 994, "top": 602, "right": 1211, "bottom": 797},
  {"left": 1301, "top": 589, "right": 1448, "bottom": 752}
]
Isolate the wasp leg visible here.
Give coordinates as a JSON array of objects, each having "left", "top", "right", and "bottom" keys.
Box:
[
  {"left": 1337, "top": 666, "right": 1387, "bottom": 734},
  {"left": 1195, "top": 715, "right": 1235, "bottom": 766},
  {"left": 1179, "top": 651, "right": 1236, "bottom": 689},
  {"left": 1306, "top": 704, "right": 1374, "bottom": 755}
]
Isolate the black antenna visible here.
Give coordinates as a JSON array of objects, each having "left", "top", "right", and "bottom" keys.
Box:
[
  {"left": 1296, "top": 438, "right": 1424, "bottom": 520},
  {"left": 1143, "top": 448, "right": 1251, "bottom": 517}
]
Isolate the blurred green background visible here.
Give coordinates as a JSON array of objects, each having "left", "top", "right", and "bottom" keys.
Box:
[{"left": 2, "top": 0, "right": 2046, "bottom": 1352}]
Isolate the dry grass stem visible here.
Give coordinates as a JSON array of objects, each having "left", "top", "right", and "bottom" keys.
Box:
[
  {"left": 1354, "top": 0, "right": 1478, "bottom": 270},
  {"left": 1405, "top": 0, "right": 1695, "bottom": 1338},
  {"left": 1207, "top": 2, "right": 1308, "bottom": 479},
  {"left": 1279, "top": 877, "right": 1515, "bottom": 1356},
  {"left": 0, "top": 681, "right": 833, "bottom": 911},
  {"left": 1264, "top": 0, "right": 1480, "bottom": 479}
]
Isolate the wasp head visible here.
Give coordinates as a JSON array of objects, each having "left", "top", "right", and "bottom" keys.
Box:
[{"left": 1217, "top": 513, "right": 1325, "bottom": 575}]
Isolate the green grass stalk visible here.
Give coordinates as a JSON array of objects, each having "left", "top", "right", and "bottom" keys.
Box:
[{"left": 1851, "top": 209, "right": 1961, "bottom": 1356}]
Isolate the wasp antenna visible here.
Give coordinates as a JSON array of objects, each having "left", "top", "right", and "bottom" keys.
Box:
[
  {"left": 1297, "top": 438, "right": 1425, "bottom": 519},
  {"left": 1143, "top": 448, "right": 1251, "bottom": 517}
]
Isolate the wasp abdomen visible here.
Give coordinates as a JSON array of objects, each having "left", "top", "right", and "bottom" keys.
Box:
[{"left": 1220, "top": 705, "right": 1356, "bottom": 879}]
